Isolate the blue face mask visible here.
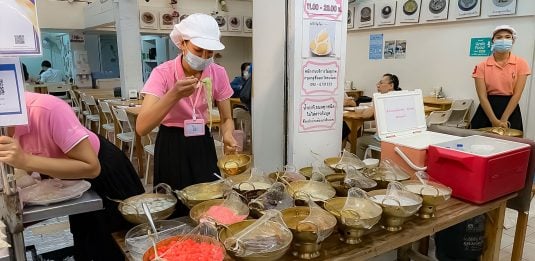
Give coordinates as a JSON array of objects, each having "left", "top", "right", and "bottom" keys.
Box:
[{"left": 492, "top": 39, "right": 513, "bottom": 53}]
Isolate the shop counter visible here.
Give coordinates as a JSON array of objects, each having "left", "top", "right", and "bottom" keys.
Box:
[{"left": 112, "top": 193, "right": 514, "bottom": 260}]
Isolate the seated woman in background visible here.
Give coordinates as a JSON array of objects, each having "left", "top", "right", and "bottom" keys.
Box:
[
  {"left": 230, "top": 62, "right": 251, "bottom": 97},
  {"left": 0, "top": 92, "right": 145, "bottom": 261},
  {"left": 356, "top": 73, "right": 401, "bottom": 159}
]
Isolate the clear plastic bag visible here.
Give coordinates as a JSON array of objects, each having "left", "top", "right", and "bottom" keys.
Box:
[
  {"left": 223, "top": 209, "right": 293, "bottom": 257},
  {"left": 343, "top": 166, "right": 377, "bottom": 190},
  {"left": 149, "top": 220, "right": 225, "bottom": 261},
  {"left": 202, "top": 191, "right": 249, "bottom": 225},
  {"left": 405, "top": 171, "right": 452, "bottom": 199},
  {"left": 248, "top": 182, "right": 294, "bottom": 212},
  {"left": 19, "top": 179, "right": 91, "bottom": 205},
  {"left": 233, "top": 168, "right": 272, "bottom": 191},
  {"left": 297, "top": 197, "right": 337, "bottom": 243},
  {"left": 311, "top": 160, "right": 335, "bottom": 180},
  {"left": 273, "top": 165, "right": 307, "bottom": 183},
  {"left": 366, "top": 159, "right": 410, "bottom": 182},
  {"left": 332, "top": 150, "right": 365, "bottom": 170},
  {"left": 341, "top": 188, "right": 379, "bottom": 228}
]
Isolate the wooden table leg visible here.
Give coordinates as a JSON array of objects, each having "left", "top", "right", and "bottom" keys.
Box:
[
  {"left": 482, "top": 202, "right": 507, "bottom": 261},
  {"left": 418, "top": 236, "right": 429, "bottom": 255},
  {"left": 511, "top": 211, "right": 529, "bottom": 261},
  {"left": 346, "top": 119, "right": 364, "bottom": 154},
  {"left": 135, "top": 132, "right": 144, "bottom": 178}
]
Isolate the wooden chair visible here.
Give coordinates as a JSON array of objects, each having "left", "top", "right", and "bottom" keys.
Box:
[
  {"left": 143, "top": 127, "right": 159, "bottom": 185},
  {"left": 81, "top": 95, "right": 100, "bottom": 133},
  {"left": 98, "top": 101, "right": 115, "bottom": 142},
  {"left": 47, "top": 83, "right": 72, "bottom": 105},
  {"left": 112, "top": 107, "right": 135, "bottom": 161}
]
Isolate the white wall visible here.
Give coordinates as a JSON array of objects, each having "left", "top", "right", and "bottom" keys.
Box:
[
  {"left": 218, "top": 37, "right": 252, "bottom": 78},
  {"left": 345, "top": 1, "right": 535, "bottom": 139},
  {"left": 37, "top": 1, "right": 87, "bottom": 29},
  {"left": 251, "top": 0, "right": 286, "bottom": 171}
]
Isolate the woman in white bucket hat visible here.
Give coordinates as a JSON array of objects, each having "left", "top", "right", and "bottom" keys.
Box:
[{"left": 137, "top": 13, "right": 237, "bottom": 216}]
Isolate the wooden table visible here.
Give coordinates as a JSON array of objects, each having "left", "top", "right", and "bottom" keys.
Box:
[
  {"left": 423, "top": 96, "right": 453, "bottom": 111},
  {"left": 27, "top": 84, "right": 48, "bottom": 94},
  {"left": 343, "top": 110, "right": 374, "bottom": 154},
  {"left": 424, "top": 105, "right": 442, "bottom": 115},
  {"left": 345, "top": 90, "right": 364, "bottom": 99},
  {"left": 112, "top": 193, "right": 514, "bottom": 261}
]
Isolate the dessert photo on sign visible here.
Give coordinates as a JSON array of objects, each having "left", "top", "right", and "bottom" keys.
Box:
[{"left": 306, "top": 20, "right": 336, "bottom": 58}]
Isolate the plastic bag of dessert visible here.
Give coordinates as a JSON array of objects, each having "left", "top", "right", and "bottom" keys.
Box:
[
  {"left": 342, "top": 188, "right": 379, "bottom": 228},
  {"left": 146, "top": 220, "right": 225, "bottom": 261},
  {"left": 248, "top": 182, "right": 294, "bottom": 213},
  {"left": 311, "top": 159, "right": 335, "bottom": 180},
  {"left": 364, "top": 159, "right": 410, "bottom": 182},
  {"left": 275, "top": 165, "right": 307, "bottom": 183},
  {"left": 343, "top": 166, "right": 377, "bottom": 191},
  {"left": 223, "top": 209, "right": 293, "bottom": 257},
  {"left": 202, "top": 191, "right": 249, "bottom": 226},
  {"left": 335, "top": 150, "right": 365, "bottom": 170},
  {"left": 297, "top": 196, "right": 337, "bottom": 243},
  {"left": 233, "top": 168, "right": 273, "bottom": 202}
]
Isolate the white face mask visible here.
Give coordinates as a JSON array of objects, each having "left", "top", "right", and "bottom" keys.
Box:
[
  {"left": 183, "top": 47, "right": 213, "bottom": 71},
  {"left": 243, "top": 70, "right": 250, "bottom": 80}
]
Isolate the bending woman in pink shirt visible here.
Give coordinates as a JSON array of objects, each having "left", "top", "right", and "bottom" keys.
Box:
[
  {"left": 0, "top": 92, "right": 144, "bottom": 261},
  {"left": 470, "top": 25, "right": 531, "bottom": 131},
  {"left": 137, "top": 14, "right": 237, "bottom": 216}
]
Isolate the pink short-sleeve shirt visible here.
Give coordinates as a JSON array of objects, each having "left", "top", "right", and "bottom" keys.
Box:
[
  {"left": 141, "top": 56, "right": 234, "bottom": 127},
  {"left": 472, "top": 54, "right": 531, "bottom": 96},
  {"left": 13, "top": 92, "right": 100, "bottom": 158}
]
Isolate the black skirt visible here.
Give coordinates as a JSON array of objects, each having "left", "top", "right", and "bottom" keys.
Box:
[
  {"left": 153, "top": 125, "right": 219, "bottom": 216},
  {"left": 70, "top": 135, "right": 145, "bottom": 261},
  {"left": 470, "top": 95, "right": 523, "bottom": 131}
]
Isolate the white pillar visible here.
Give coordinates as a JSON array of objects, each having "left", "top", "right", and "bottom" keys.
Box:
[
  {"left": 286, "top": 0, "right": 348, "bottom": 167},
  {"left": 251, "top": 0, "right": 287, "bottom": 171},
  {"left": 114, "top": 0, "right": 143, "bottom": 97}
]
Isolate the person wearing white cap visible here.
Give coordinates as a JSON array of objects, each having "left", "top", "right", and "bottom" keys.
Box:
[
  {"left": 137, "top": 13, "right": 237, "bottom": 216},
  {"left": 470, "top": 25, "right": 531, "bottom": 131}
]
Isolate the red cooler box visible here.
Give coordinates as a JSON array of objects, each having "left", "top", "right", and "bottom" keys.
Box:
[
  {"left": 374, "top": 89, "right": 459, "bottom": 174},
  {"left": 427, "top": 135, "right": 530, "bottom": 204}
]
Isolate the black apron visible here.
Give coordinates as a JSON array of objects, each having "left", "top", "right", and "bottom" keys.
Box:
[
  {"left": 153, "top": 125, "right": 219, "bottom": 216},
  {"left": 69, "top": 135, "right": 145, "bottom": 261},
  {"left": 470, "top": 95, "right": 523, "bottom": 131}
]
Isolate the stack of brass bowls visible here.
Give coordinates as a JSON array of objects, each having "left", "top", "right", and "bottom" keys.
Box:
[
  {"left": 402, "top": 180, "right": 452, "bottom": 219},
  {"left": 324, "top": 157, "right": 362, "bottom": 172},
  {"left": 362, "top": 167, "right": 410, "bottom": 189},
  {"left": 368, "top": 189, "right": 422, "bottom": 232},
  {"left": 479, "top": 126, "right": 523, "bottom": 137},
  {"left": 219, "top": 220, "right": 293, "bottom": 260},
  {"left": 175, "top": 181, "right": 228, "bottom": 208},
  {"left": 287, "top": 180, "right": 336, "bottom": 203},
  {"left": 281, "top": 207, "right": 337, "bottom": 259},
  {"left": 324, "top": 197, "right": 382, "bottom": 244},
  {"left": 299, "top": 167, "right": 313, "bottom": 179},
  {"left": 218, "top": 154, "right": 252, "bottom": 176},
  {"left": 326, "top": 174, "right": 377, "bottom": 196}
]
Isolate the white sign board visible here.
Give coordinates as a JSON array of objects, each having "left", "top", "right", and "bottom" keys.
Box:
[
  {"left": 301, "top": 59, "right": 339, "bottom": 95},
  {"left": 0, "top": 57, "right": 28, "bottom": 126},
  {"left": 303, "top": 0, "right": 343, "bottom": 21},
  {"left": 298, "top": 97, "right": 337, "bottom": 132},
  {"left": 0, "top": 0, "right": 42, "bottom": 56}
]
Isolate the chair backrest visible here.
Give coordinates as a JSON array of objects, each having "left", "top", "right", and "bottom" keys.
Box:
[
  {"left": 68, "top": 89, "right": 81, "bottom": 108},
  {"left": 82, "top": 95, "right": 99, "bottom": 115},
  {"left": 99, "top": 101, "right": 112, "bottom": 124},
  {"left": 445, "top": 99, "right": 473, "bottom": 128},
  {"left": 112, "top": 107, "right": 133, "bottom": 133},
  {"left": 426, "top": 110, "right": 452, "bottom": 127},
  {"left": 47, "top": 83, "right": 71, "bottom": 94}
]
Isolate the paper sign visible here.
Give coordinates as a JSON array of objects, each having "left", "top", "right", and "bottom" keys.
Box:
[
  {"left": 0, "top": 57, "right": 28, "bottom": 126},
  {"left": 470, "top": 38, "right": 492, "bottom": 57},
  {"left": 489, "top": 0, "right": 517, "bottom": 16},
  {"left": 301, "top": 59, "right": 339, "bottom": 95},
  {"left": 383, "top": 95, "right": 418, "bottom": 133},
  {"left": 0, "top": 0, "right": 42, "bottom": 55},
  {"left": 302, "top": 19, "right": 342, "bottom": 58},
  {"left": 299, "top": 97, "right": 337, "bottom": 132},
  {"left": 304, "top": 0, "right": 343, "bottom": 21}
]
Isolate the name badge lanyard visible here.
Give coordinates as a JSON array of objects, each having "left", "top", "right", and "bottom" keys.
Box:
[{"left": 189, "top": 85, "right": 203, "bottom": 120}]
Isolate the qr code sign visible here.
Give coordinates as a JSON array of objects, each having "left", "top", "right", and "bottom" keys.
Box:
[
  {"left": 0, "top": 79, "right": 4, "bottom": 96},
  {"left": 14, "top": 35, "right": 25, "bottom": 45}
]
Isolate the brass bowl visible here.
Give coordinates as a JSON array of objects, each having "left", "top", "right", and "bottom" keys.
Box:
[
  {"left": 143, "top": 235, "right": 225, "bottom": 261},
  {"left": 268, "top": 171, "right": 306, "bottom": 183},
  {"left": 324, "top": 197, "right": 382, "bottom": 244},
  {"left": 299, "top": 167, "right": 313, "bottom": 179},
  {"left": 281, "top": 207, "right": 337, "bottom": 259},
  {"left": 232, "top": 181, "right": 271, "bottom": 203},
  {"left": 175, "top": 181, "right": 228, "bottom": 208},
  {"left": 287, "top": 180, "right": 336, "bottom": 202},
  {"left": 189, "top": 199, "right": 249, "bottom": 225},
  {"left": 368, "top": 189, "right": 422, "bottom": 232},
  {"left": 119, "top": 193, "right": 177, "bottom": 224},
  {"left": 218, "top": 154, "right": 252, "bottom": 176},
  {"left": 326, "top": 174, "right": 377, "bottom": 196},
  {"left": 363, "top": 167, "right": 410, "bottom": 189},
  {"left": 324, "top": 157, "right": 363, "bottom": 172},
  {"left": 479, "top": 127, "right": 523, "bottom": 137},
  {"left": 402, "top": 180, "right": 452, "bottom": 219},
  {"left": 219, "top": 220, "right": 293, "bottom": 260}
]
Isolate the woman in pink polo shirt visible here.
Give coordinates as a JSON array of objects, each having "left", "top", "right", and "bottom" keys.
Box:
[
  {"left": 470, "top": 25, "right": 531, "bottom": 131},
  {"left": 0, "top": 92, "right": 144, "bottom": 260},
  {"left": 137, "top": 13, "right": 237, "bottom": 216}
]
